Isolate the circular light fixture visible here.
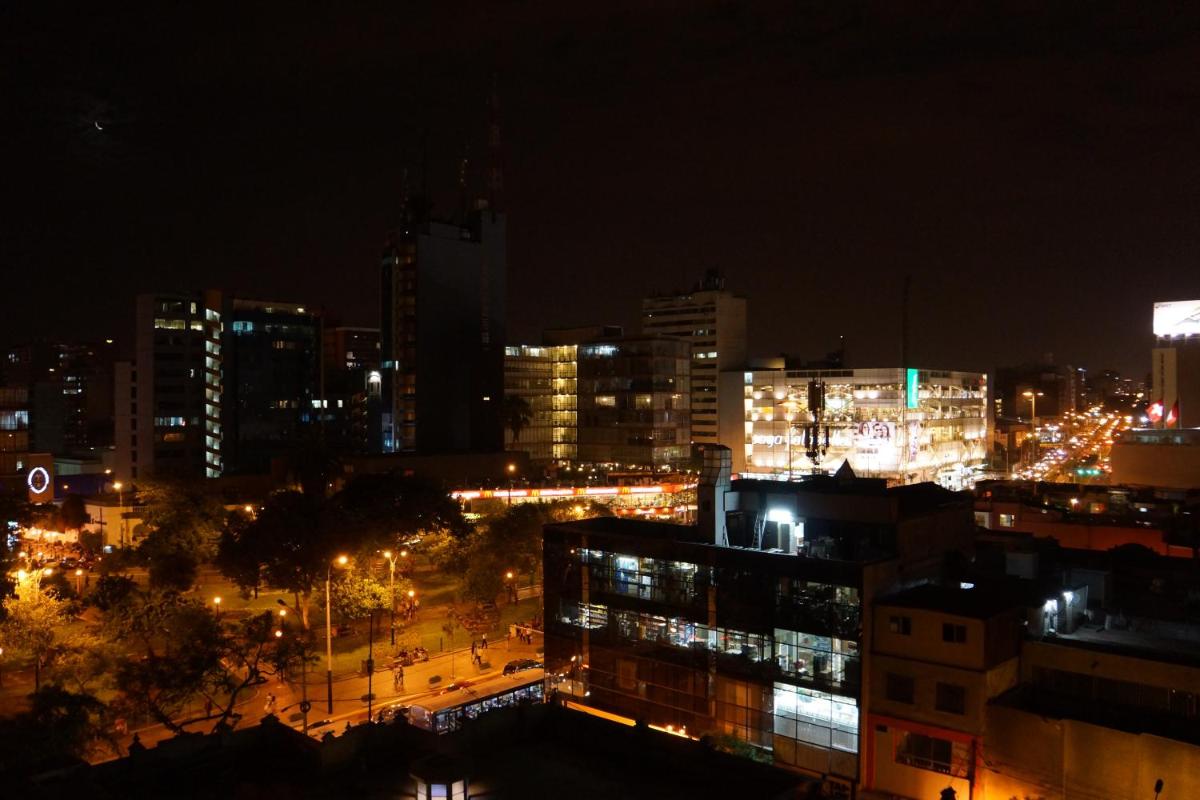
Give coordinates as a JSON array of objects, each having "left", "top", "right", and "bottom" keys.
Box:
[{"left": 27, "top": 466, "right": 50, "bottom": 495}]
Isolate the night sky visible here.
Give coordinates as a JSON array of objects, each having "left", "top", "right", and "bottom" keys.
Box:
[{"left": 4, "top": 2, "right": 1200, "bottom": 377}]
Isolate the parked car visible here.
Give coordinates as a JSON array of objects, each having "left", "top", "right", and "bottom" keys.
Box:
[
  {"left": 502, "top": 659, "right": 543, "bottom": 676},
  {"left": 377, "top": 703, "right": 410, "bottom": 723}
]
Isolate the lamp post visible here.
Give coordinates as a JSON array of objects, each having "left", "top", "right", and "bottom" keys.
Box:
[
  {"left": 277, "top": 603, "right": 310, "bottom": 733},
  {"left": 505, "top": 570, "right": 515, "bottom": 604},
  {"left": 213, "top": 595, "right": 222, "bottom": 618},
  {"left": 382, "top": 550, "right": 397, "bottom": 646},
  {"left": 406, "top": 588, "right": 416, "bottom": 620},
  {"left": 74, "top": 568, "right": 83, "bottom": 597},
  {"left": 1023, "top": 390, "right": 1044, "bottom": 467},
  {"left": 506, "top": 463, "right": 516, "bottom": 507},
  {"left": 112, "top": 481, "right": 124, "bottom": 548},
  {"left": 325, "top": 554, "right": 348, "bottom": 714}
]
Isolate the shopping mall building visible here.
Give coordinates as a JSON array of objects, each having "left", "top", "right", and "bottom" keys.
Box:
[{"left": 719, "top": 367, "right": 989, "bottom": 489}]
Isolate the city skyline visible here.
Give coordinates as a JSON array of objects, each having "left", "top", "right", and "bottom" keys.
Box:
[{"left": 5, "top": 3, "right": 1200, "bottom": 376}]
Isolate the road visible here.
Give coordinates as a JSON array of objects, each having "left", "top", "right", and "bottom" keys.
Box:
[
  {"left": 115, "top": 632, "right": 543, "bottom": 754},
  {"left": 1015, "top": 407, "right": 1130, "bottom": 483}
]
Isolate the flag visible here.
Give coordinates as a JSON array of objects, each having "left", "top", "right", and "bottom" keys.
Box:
[
  {"left": 1147, "top": 400, "right": 1164, "bottom": 423},
  {"left": 1166, "top": 401, "right": 1179, "bottom": 427}
]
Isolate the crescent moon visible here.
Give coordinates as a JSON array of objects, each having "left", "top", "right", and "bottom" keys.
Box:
[{"left": 94, "top": 120, "right": 104, "bottom": 131}]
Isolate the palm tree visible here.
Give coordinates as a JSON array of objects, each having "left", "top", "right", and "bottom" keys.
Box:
[{"left": 503, "top": 395, "right": 533, "bottom": 443}]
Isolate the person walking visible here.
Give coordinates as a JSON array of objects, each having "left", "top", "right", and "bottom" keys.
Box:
[
  {"left": 471, "top": 640, "right": 477, "bottom": 658},
  {"left": 481, "top": 633, "right": 488, "bottom": 650},
  {"left": 264, "top": 693, "right": 276, "bottom": 715}
]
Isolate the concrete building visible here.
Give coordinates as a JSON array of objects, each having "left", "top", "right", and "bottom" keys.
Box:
[
  {"left": 1110, "top": 427, "right": 1200, "bottom": 490},
  {"left": 722, "top": 367, "right": 988, "bottom": 488},
  {"left": 642, "top": 270, "right": 747, "bottom": 447},
  {"left": 865, "top": 584, "right": 1024, "bottom": 799},
  {"left": 1152, "top": 300, "right": 1200, "bottom": 428},
  {"left": 543, "top": 449, "right": 974, "bottom": 788},
  {"left": 994, "top": 358, "right": 1079, "bottom": 423},
  {"left": 379, "top": 211, "right": 506, "bottom": 455},
  {"left": 323, "top": 326, "right": 383, "bottom": 455}
]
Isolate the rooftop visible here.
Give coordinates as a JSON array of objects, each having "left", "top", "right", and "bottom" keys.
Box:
[{"left": 876, "top": 581, "right": 1031, "bottom": 620}]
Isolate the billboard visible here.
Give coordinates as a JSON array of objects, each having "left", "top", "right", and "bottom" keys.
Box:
[
  {"left": 1153, "top": 300, "right": 1200, "bottom": 337},
  {"left": 906, "top": 368, "right": 919, "bottom": 409}
]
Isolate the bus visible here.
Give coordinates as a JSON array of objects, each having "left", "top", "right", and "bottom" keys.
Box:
[{"left": 408, "top": 670, "right": 544, "bottom": 734}]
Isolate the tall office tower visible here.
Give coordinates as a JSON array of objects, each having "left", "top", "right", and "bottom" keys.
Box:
[
  {"left": 575, "top": 336, "right": 692, "bottom": 470},
  {"left": 115, "top": 291, "right": 225, "bottom": 480},
  {"left": 1152, "top": 300, "right": 1200, "bottom": 428},
  {"left": 379, "top": 209, "right": 506, "bottom": 454},
  {"left": 641, "top": 270, "right": 747, "bottom": 447},
  {"left": 323, "top": 326, "right": 383, "bottom": 455},
  {"left": 223, "top": 299, "right": 322, "bottom": 474}
]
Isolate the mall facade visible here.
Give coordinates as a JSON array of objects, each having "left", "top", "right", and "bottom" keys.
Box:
[{"left": 719, "top": 367, "right": 989, "bottom": 488}]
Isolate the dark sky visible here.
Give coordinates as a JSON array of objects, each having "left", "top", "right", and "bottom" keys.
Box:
[{"left": 4, "top": 2, "right": 1200, "bottom": 377}]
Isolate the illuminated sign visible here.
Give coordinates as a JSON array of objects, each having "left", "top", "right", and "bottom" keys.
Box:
[
  {"left": 1153, "top": 300, "right": 1200, "bottom": 337},
  {"left": 854, "top": 421, "right": 895, "bottom": 441},
  {"left": 752, "top": 433, "right": 786, "bottom": 448},
  {"left": 27, "top": 467, "right": 50, "bottom": 495},
  {"left": 906, "top": 368, "right": 919, "bottom": 409}
]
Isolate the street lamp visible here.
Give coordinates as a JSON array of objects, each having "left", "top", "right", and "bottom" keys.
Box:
[
  {"left": 506, "top": 463, "right": 516, "bottom": 507},
  {"left": 74, "top": 568, "right": 83, "bottom": 596},
  {"left": 505, "top": 570, "right": 515, "bottom": 604},
  {"left": 406, "top": 588, "right": 416, "bottom": 620},
  {"left": 213, "top": 595, "right": 222, "bottom": 618},
  {"left": 325, "top": 555, "right": 349, "bottom": 714},
  {"left": 382, "top": 550, "right": 397, "bottom": 646},
  {"left": 112, "top": 481, "right": 126, "bottom": 548},
  {"left": 1022, "top": 391, "right": 1044, "bottom": 466},
  {"left": 277, "top": 600, "right": 310, "bottom": 733}
]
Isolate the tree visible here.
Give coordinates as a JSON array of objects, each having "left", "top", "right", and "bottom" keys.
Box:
[
  {"left": 109, "top": 591, "right": 307, "bottom": 735},
  {"left": 60, "top": 494, "right": 90, "bottom": 532},
  {"left": 320, "top": 573, "right": 391, "bottom": 622},
  {"left": 0, "top": 573, "right": 71, "bottom": 690},
  {"left": 217, "top": 491, "right": 351, "bottom": 630},
  {"left": 503, "top": 394, "right": 533, "bottom": 443},
  {"left": 137, "top": 480, "right": 228, "bottom": 591},
  {"left": 0, "top": 687, "right": 115, "bottom": 776},
  {"left": 336, "top": 473, "right": 470, "bottom": 548}
]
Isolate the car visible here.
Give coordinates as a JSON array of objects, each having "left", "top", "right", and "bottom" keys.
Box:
[
  {"left": 502, "top": 658, "right": 543, "bottom": 676},
  {"left": 377, "top": 703, "right": 410, "bottom": 723}
]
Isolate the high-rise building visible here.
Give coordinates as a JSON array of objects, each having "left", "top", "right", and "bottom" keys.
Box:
[
  {"left": 721, "top": 367, "right": 988, "bottom": 489},
  {"left": 380, "top": 211, "right": 506, "bottom": 454},
  {"left": 223, "top": 299, "right": 322, "bottom": 474},
  {"left": 994, "top": 358, "right": 1077, "bottom": 422},
  {"left": 115, "top": 291, "right": 225, "bottom": 480},
  {"left": 1151, "top": 299, "right": 1200, "bottom": 428},
  {"left": 641, "top": 270, "right": 747, "bottom": 447}
]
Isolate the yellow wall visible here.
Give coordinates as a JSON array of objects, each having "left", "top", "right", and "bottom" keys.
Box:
[
  {"left": 981, "top": 702, "right": 1200, "bottom": 800},
  {"left": 874, "top": 605, "right": 988, "bottom": 671},
  {"left": 1021, "top": 640, "right": 1200, "bottom": 693}
]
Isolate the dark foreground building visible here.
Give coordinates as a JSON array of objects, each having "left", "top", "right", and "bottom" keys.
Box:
[
  {"left": 542, "top": 448, "right": 974, "bottom": 789},
  {"left": 21, "top": 704, "right": 811, "bottom": 799}
]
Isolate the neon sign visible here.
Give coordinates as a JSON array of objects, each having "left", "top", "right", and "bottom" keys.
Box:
[{"left": 27, "top": 467, "right": 50, "bottom": 495}]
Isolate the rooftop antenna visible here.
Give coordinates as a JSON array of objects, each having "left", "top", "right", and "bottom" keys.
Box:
[
  {"left": 458, "top": 142, "right": 470, "bottom": 224},
  {"left": 487, "top": 75, "right": 503, "bottom": 216}
]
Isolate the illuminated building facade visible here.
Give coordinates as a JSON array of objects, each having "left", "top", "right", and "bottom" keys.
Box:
[
  {"left": 543, "top": 451, "right": 975, "bottom": 787},
  {"left": 116, "top": 291, "right": 225, "bottom": 480},
  {"left": 503, "top": 344, "right": 578, "bottom": 464},
  {"left": 1, "top": 341, "right": 117, "bottom": 455},
  {"left": 379, "top": 212, "right": 506, "bottom": 455},
  {"left": 642, "top": 271, "right": 747, "bottom": 447},
  {"left": 722, "top": 367, "right": 988, "bottom": 488},
  {"left": 1152, "top": 299, "right": 1200, "bottom": 428}
]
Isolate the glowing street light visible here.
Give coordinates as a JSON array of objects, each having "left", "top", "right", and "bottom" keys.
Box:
[{"left": 325, "top": 555, "right": 349, "bottom": 713}]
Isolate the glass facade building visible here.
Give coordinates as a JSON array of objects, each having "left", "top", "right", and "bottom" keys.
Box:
[{"left": 543, "top": 463, "right": 974, "bottom": 785}]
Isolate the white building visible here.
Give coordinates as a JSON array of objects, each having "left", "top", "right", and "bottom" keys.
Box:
[
  {"left": 720, "top": 367, "right": 989, "bottom": 489},
  {"left": 642, "top": 271, "right": 746, "bottom": 447}
]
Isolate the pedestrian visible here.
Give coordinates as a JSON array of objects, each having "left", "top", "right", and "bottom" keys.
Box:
[
  {"left": 471, "top": 640, "right": 476, "bottom": 657},
  {"left": 264, "top": 693, "right": 276, "bottom": 715},
  {"left": 482, "top": 633, "right": 488, "bottom": 650}
]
